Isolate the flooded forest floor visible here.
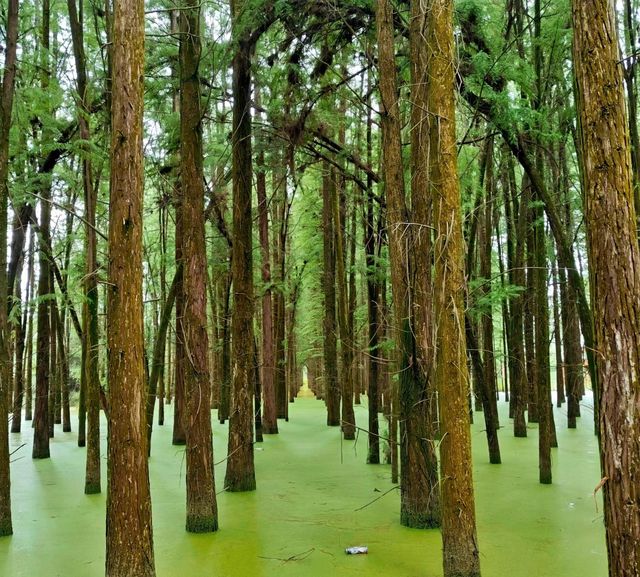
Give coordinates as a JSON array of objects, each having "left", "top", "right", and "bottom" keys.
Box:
[{"left": 1, "top": 393, "right": 606, "bottom": 576}]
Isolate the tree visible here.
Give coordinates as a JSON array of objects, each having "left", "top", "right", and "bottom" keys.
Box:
[
  {"left": 573, "top": 0, "right": 640, "bottom": 575},
  {"left": 225, "top": 0, "right": 256, "bottom": 492},
  {"left": 66, "top": 0, "right": 101, "bottom": 495},
  {"left": 429, "top": 0, "right": 481, "bottom": 574},
  {"left": 105, "top": 0, "right": 156, "bottom": 573},
  {"left": 376, "top": 0, "right": 440, "bottom": 529},
  {"left": 33, "top": 0, "right": 53, "bottom": 460},
  {"left": 0, "top": 0, "right": 19, "bottom": 538},
  {"left": 180, "top": 0, "right": 219, "bottom": 532}
]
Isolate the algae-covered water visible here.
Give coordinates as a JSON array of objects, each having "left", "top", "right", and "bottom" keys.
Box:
[{"left": 0, "top": 395, "right": 606, "bottom": 577}]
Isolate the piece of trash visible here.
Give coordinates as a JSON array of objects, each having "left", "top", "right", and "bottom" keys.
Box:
[
  {"left": 345, "top": 546, "right": 368, "bottom": 555},
  {"left": 256, "top": 447, "right": 264, "bottom": 451}
]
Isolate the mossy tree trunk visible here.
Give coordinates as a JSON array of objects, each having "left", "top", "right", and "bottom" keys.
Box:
[
  {"left": 428, "top": 0, "right": 481, "bottom": 574},
  {"left": 573, "top": 1, "right": 640, "bottom": 574},
  {"left": 376, "top": 0, "right": 440, "bottom": 529},
  {"left": 105, "top": 0, "right": 156, "bottom": 573}
]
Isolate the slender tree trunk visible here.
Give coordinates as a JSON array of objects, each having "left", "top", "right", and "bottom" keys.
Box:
[
  {"left": 333, "top": 171, "right": 356, "bottom": 439},
  {"left": 225, "top": 0, "right": 256, "bottom": 492},
  {"left": 172, "top": 186, "right": 186, "bottom": 445},
  {"left": 146, "top": 266, "right": 180, "bottom": 454},
  {"left": 0, "top": 0, "right": 18, "bottom": 537},
  {"left": 105, "top": 0, "right": 156, "bottom": 572},
  {"left": 573, "top": 2, "right": 640, "bottom": 575},
  {"left": 322, "top": 164, "right": 340, "bottom": 426},
  {"left": 33, "top": 0, "right": 52, "bottom": 459},
  {"left": 256, "top": 89, "right": 277, "bottom": 434},
  {"left": 67, "top": 0, "right": 102, "bottom": 495},
  {"left": 552, "top": 257, "right": 565, "bottom": 407},
  {"left": 25, "top": 229, "right": 35, "bottom": 422},
  {"left": 10, "top": 239, "right": 24, "bottom": 434},
  {"left": 179, "top": 1, "right": 219, "bottom": 530},
  {"left": 534, "top": 194, "right": 552, "bottom": 484}
]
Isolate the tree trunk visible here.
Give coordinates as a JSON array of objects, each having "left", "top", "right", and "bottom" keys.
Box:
[
  {"left": 256, "top": 90, "right": 277, "bottom": 434},
  {"left": 333, "top": 169, "right": 356, "bottom": 439},
  {"left": 105, "top": 0, "right": 156, "bottom": 572},
  {"left": 376, "top": 0, "right": 440, "bottom": 529},
  {"left": 322, "top": 164, "right": 340, "bottom": 426},
  {"left": 225, "top": 0, "right": 256, "bottom": 492},
  {"left": 428, "top": 0, "right": 481, "bottom": 573},
  {"left": 24, "top": 229, "right": 35, "bottom": 422},
  {"left": 172, "top": 185, "right": 186, "bottom": 445},
  {"left": 573, "top": 1, "right": 640, "bottom": 575},
  {"left": 0, "top": 0, "right": 18, "bottom": 537},
  {"left": 33, "top": 0, "right": 52, "bottom": 459},
  {"left": 67, "top": 0, "right": 102, "bottom": 495},
  {"left": 179, "top": 1, "right": 219, "bottom": 530},
  {"left": 10, "top": 235, "right": 24, "bottom": 434}
]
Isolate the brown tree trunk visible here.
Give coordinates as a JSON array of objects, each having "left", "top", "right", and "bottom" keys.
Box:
[
  {"left": 333, "top": 169, "right": 356, "bottom": 439},
  {"left": 534, "top": 192, "right": 552, "bottom": 484},
  {"left": 573, "top": 1, "right": 640, "bottom": 575},
  {"left": 256, "top": 89, "right": 277, "bottom": 434},
  {"left": 68, "top": 0, "right": 101, "bottom": 494},
  {"left": 24, "top": 229, "right": 35, "bottom": 422},
  {"left": 428, "top": 0, "right": 481, "bottom": 573},
  {"left": 179, "top": 1, "right": 219, "bottom": 530},
  {"left": 225, "top": 0, "right": 256, "bottom": 492},
  {"left": 172, "top": 187, "right": 187, "bottom": 445},
  {"left": 146, "top": 265, "right": 181, "bottom": 454},
  {"left": 105, "top": 0, "right": 156, "bottom": 573},
  {"left": 322, "top": 164, "right": 340, "bottom": 426},
  {"left": 551, "top": 257, "right": 565, "bottom": 407},
  {"left": 10, "top": 235, "right": 24, "bottom": 434},
  {"left": 0, "top": 0, "right": 18, "bottom": 537},
  {"left": 376, "top": 0, "right": 440, "bottom": 529},
  {"left": 33, "top": 0, "right": 52, "bottom": 459}
]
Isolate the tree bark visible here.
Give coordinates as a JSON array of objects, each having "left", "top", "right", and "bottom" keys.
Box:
[
  {"left": 573, "top": 1, "right": 640, "bottom": 575},
  {"left": 0, "top": 0, "right": 18, "bottom": 537},
  {"left": 376, "top": 0, "right": 440, "bottom": 529},
  {"left": 225, "top": 0, "right": 256, "bottom": 492},
  {"left": 322, "top": 164, "right": 340, "bottom": 426},
  {"left": 179, "top": 2, "right": 219, "bottom": 530},
  {"left": 105, "top": 0, "right": 156, "bottom": 572},
  {"left": 256, "top": 90, "right": 277, "bottom": 434},
  {"left": 428, "top": 0, "right": 481, "bottom": 574}
]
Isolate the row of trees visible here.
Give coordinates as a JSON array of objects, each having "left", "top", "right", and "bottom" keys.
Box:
[{"left": 0, "top": 0, "right": 638, "bottom": 576}]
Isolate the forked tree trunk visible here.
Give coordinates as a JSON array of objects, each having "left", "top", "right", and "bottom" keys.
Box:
[
  {"left": 376, "top": 0, "right": 439, "bottom": 529},
  {"left": 105, "top": 0, "right": 156, "bottom": 573}
]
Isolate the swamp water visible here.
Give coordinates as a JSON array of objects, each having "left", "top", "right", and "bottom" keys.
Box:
[{"left": 0, "top": 395, "right": 606, "bottom": 576}]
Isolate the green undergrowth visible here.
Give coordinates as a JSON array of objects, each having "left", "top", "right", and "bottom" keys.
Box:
[{"left": 0, "top": 395, "right": 606, "bottom": 576}]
